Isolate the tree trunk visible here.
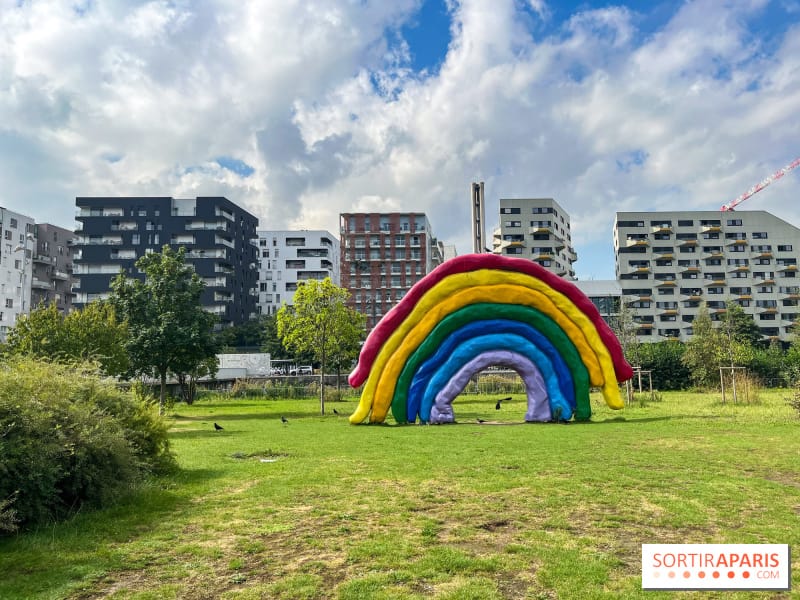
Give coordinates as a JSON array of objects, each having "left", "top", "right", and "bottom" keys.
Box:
[{"left": 159, "top": 370, "right": 167, "bottom": 416}]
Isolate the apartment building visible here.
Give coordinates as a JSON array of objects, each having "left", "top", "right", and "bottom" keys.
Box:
[
  {"left": 74, "top": 197, "right": 258, "bottom": 327},
  {"left": 0, "top": 207, "right": 36, "bottom": 339},
  {"left": 339, "top": 212, "right": 438, "bottom": 330},
  {"left": 254, "top": 230, "right": 340, "bottom": 315},
  {"left": 30, "top": 223, "right": 77, "bottom": 314},
  {"left": 492, "top": 197, "right": 577, "bottom": 280},
  {"left": 573, "top": 280, "right": 622, "bottom": 328},
  {"left": 614, "top": 210, "right": 800, "bottom": 343}
]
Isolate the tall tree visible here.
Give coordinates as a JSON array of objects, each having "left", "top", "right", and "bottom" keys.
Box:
[
  {"left": 682, "top": 303, "right": 725, "bottom": 389},
  {"left": 720, "top": 300, "right": 763, "bottom": 349},
  {"left": 110, "top": 246, "right": 218, "bottom": 413},
  {"left": 276, "top": 278, "right": 365, "bottom": 414},
  {"left": 6, "top": 301, "right": 128, "bottom": 376},
  {"left": 610, "top": 301, "right": 641, "bottom": 368}
]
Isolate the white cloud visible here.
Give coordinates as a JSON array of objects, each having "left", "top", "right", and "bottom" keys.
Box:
[{"left": 0, "top": 0, "right": 798, "bottom": 279}]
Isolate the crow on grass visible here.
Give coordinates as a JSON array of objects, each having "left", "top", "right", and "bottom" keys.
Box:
[
  {"left": 281, "top": 416, "right": 289, "bottom": 424},
  {"left": 214, "top": 422, "right": 224, "bottom": 431}
]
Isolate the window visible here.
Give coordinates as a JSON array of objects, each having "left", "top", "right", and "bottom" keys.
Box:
[
  {"left": 778, "top": 244, "right": 793, "bottom": 252},
  {"left": 752, "top": 232, "right": 768, "bottom": 239},
  {"left": 678, "top": 220, "right": 694, "bottom": 227},
  {"left": 3, "top": 230, "right": 10, "bottom": 241},
  {"left": 617, "top": 220, "right": 644, "bottom": 227},
  {"left": 5, "top": 299, "right": 12, "bottom": 308},
  {"left": 132, "top": 234, "right": 140, "bottom": 244},
  {"left": 9, "top": 218, "right": 17, "bottom": 228},
  {"left": 500, "top": 207, "right": 521, "bottom": 214},
  {"left": 726, "top": 219, "right": 742, "bottom": 226}
]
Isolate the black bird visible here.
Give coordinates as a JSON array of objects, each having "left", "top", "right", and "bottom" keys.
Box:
[
  {"left": 495, "top": 396, "right": 512, "bottom": 410},
  {"left": 214, "top": 422, "right": 224, "bottom": 431},
  {"left": 281, "top": 416, "right": 289, "bottom": 424},
  {"left": 477, "top": 418, "right": 486, "bottom": 424},
  {"left": 333, "top": 408, "right": 339, "bottom": 415}
]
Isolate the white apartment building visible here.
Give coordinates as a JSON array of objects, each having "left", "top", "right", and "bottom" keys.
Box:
[
  {"left": 614, "top": 210, "right": 800, "bottom": 343},
  {"left": 255, "top": 230, "right": 340, "bottom": 315},
  {"left": 0, "top": 207, "right": 36, "bottom": 339},
  {"left": 492, "top": 197, "right": 578, "bottom": 280}
]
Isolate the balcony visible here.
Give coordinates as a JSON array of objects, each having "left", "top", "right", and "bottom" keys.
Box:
[
  {"left": 110, "top": 222, "right": 138, "bottom": 231},
  {"left": 701, "top": 225, "right": 721, "bottom": 233},
  {"left": 77, "top": 208, "right": 124, "bottom": 217},
  {"left": 651, "top": 226, "right": 673, "bottom": 234},
  {"left": 625, "top": 238, "right": 649, "bottom": 247},
  {"left": 729, "top": 266, "right": 750, "bottom": 273},
  {"left": 75, "top": 236, "right": 123, "bottom": 246},
  {"left": 32, "top": 254, "right": 54, "bottom": 264},
  {"left": 530, "top": 226, "right": 553, "bottom": 235},
  {"left": 31, "top": 278, "right": 52, "bottom": 290},
  {"left": 52, "top": 270, "right": 69, "bottom": 280},
  {"left": 726, "top": 239, "right": 748, "bottom": 247}
]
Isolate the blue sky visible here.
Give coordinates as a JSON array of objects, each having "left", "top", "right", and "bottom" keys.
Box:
[{"left": 1, "top": 0, "right": 799, "bottom": 280}]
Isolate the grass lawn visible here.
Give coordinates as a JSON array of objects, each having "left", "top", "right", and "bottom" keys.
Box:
[{"left": 1, "top": 388, "right": 798, "bottom": 599}]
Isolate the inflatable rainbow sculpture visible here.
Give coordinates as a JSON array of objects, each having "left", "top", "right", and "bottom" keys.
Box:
[{"left": 348, "top": 254, "right": 633, "bottom": 424}]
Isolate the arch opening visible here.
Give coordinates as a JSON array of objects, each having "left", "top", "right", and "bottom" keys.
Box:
[{"left": 429, "top": 350, "right": 554, "bottom": 424}]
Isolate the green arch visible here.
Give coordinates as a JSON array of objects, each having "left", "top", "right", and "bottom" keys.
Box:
[{"left": 391, "top": 303, "right": 592, "bottom": 422}]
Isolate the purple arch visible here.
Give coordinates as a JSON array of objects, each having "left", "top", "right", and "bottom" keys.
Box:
[{"left": 428, "top": 350, "right": 553, "bottom": 424}]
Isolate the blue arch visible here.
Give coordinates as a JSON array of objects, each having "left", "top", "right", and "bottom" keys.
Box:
[
  {"left": 411, "top": 333, "right": 573, "bottom": 423},
  {"left": 407, "top": 319, "right": 576, "bottom": 422}
]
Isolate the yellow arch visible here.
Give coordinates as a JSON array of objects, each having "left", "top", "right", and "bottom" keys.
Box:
[{"left": 350, "top": 270, "right": 623, "bottom": 424}]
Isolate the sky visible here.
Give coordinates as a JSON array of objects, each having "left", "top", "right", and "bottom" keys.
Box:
[{"left": 1, "top": 0, "right": 799, "bottom": 280}]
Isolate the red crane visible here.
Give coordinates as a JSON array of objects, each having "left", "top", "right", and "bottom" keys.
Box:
[{"left": 720, "top": 157, "right": 800, "bottom": 211}]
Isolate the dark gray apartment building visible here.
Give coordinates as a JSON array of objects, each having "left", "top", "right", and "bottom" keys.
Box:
[
  {"left": 31, "top": 223, "right": 77, "bottom": 313},
  {"left": 74, "top": 197, "right": 258, "bottom": 327}
]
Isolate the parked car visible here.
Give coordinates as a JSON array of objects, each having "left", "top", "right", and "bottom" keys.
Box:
[{"left": 289, "top": 365, "right": 313, "bottom": 375}]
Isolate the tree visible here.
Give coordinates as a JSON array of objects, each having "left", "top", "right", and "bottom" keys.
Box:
[
  {"left": 720, "top": 300, "right": 763, "bottom": 349},
  {"left": 214, "top": 315, "right": 270, "bottom": 352},
  {"left": 682, "top": 303, "right": 725, "bottom": 389},
  {"left": 276, "top": 278, "right": 365, "bottom": 414},
  {"left": 110, "top": 246, "right": 218, "bottom": 413},
  {"left": 610, "top": 301, "right": 641, "bottom": 368},
  {"left": 6, "top": 301, "right": 128, "bottom": 376},
  {"left": 637, "top": 341, "right": 690, "bottom": 390},
  {"left": 261, "top": 315, "right": 291, "bottom": 359}
]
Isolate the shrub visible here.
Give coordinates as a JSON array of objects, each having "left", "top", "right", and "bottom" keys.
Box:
[{"left": 0, "top": 358, "right": 175, "bottom": 532}]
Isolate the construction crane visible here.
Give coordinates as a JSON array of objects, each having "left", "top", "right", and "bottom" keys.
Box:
[{"left": 720, "top": 157, "right": 800, "bottom": 211}]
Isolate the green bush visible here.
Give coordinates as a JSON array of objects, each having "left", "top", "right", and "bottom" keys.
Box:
[{"left": 0, "top": 358, "right": 175, "bottom": 531}]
